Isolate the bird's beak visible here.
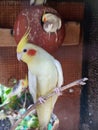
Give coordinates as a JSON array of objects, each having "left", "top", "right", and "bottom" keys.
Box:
[{"left": 17, "top": 53, "right": 22, "bottom": 61}]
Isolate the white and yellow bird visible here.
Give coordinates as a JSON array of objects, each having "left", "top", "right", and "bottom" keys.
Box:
[
  {"left": 0, "top": 76, "right": 28, "bottom": 108},
  {"left": 8, "top": 76, "right": 28, "bottom": 98},
  {"left": 16, "top": 29, "right": 64, "bottom": 130},
  {"left": 42, "top": 12, "right": 62, "bottom": 42},
  {"left": 30, "top": 0, "right": 47, "bottom": 5}
]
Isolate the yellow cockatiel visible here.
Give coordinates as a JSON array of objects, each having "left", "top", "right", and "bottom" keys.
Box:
[{"left": 16, "top": 30, "right": 63, "bottom": 130}]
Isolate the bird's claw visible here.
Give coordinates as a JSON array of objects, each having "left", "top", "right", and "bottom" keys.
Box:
[
  {"left": 54, "top": 88, "right": 62, "bottom": 96},
  {"left": 38, "top": 97, "right": 46, "bottom": 104},
  {"left": 79, "top": 77, "right": 88, "bottom": 85}
]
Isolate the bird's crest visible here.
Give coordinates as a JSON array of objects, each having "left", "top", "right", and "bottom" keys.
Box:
[{"left": 17, "top": 27, "right": 31, "bottom": 53}]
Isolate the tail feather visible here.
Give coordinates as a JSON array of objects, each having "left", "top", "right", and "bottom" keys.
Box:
[{"left": 37, "top": 95, "right": 58, "bottom": 130}]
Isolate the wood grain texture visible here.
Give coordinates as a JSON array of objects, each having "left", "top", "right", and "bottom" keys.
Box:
[{"left": 0, "top": 28, "right": 16, "bottom": 47}]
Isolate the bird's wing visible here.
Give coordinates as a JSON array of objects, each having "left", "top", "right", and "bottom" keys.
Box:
[
  {"left": 58, "top": 18, "right": 62, "bottom": 30},
  {"left": 54, "top": 59, "right": 64, "bottom": 87},
  {"left": 28, "top": 70, "right": 37, "bottom": 103}
]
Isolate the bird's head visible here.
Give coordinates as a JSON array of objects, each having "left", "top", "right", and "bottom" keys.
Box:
[
  {"left": 19, "top": 75, "right": 28, "bottom": 92},
  {"left": 42, "top": 12, "right": 48, "bottom": 23},
  {"left": 16, "top": 28, "right": 37, "bottom": 64},
  {"left": 42, "top": 13, "right": 55, "bottom": 23},
  {"left": 22, "top": 75, "right": 28, "bottom": 89}
]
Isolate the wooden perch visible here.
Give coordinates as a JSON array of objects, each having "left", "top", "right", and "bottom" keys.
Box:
[{"left": 11, "top": 77, "right": 88, "bottom": 130}]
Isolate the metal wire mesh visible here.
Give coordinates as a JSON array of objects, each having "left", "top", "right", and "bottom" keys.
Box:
[{"left": 0, "top": 0, "right": 29, "bottom": 28}]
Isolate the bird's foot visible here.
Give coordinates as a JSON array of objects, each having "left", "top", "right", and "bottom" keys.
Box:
[
  {"left": 38, "top": 96, "right": 46, "bottom": 104},
  {"left": 53, "top": 87, "right": 62, "bottom": 96}
]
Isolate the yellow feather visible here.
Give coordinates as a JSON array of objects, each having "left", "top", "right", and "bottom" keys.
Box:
[
  {"left": 17, "top": 27, "right": 31, "bottom": 53},
  {"left": 23, "top": 75, "right": 28, "bottom": 88},
  {"left": 42, "top": 10, "right": 47, "bottom": 22}
]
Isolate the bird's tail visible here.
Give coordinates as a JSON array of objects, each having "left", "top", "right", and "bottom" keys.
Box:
[{"left": 37, "top": 95, "right": 58, "bottom": 130}]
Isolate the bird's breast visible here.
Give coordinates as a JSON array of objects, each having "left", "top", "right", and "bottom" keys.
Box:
[{"left": 28, "top": 60, "right": 58, "bottom": 96}]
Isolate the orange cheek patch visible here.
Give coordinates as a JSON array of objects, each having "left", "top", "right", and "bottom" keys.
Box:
[
  {"left": 27, "top": 49, "right": 36, "bottom": 56},
  {"left": 43, "top": 17, "right": 47, "bottom": 22}
]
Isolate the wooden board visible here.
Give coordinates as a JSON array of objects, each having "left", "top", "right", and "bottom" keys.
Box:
[
  {"left": 0, "top": 28, "right": 16, "bottom": 47},
  {"left": 63, "top": 22, "right": 81, "bottom": 46},
  {"left": 0, "top": 21, "right": 81, "bottom": 47}
]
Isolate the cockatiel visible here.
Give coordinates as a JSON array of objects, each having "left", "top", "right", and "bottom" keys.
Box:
[
  {"left": 42, "top": 13, "right": 62, "bottom": 42},
  {"left": 8, "top": 76, "right": 28, "bottom": 98},
  {"left": 30, "top": 0, "right": 47, "bottom": 5},
  {"left": 0, "top": 76, "right": 28, "bottom": 108},
  {"left": 16, "top": 29, "right": 63, "bottom": 130}
]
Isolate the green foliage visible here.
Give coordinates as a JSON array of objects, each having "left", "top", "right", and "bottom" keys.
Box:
[
  {"left": 0, "top": 84, "right": 21, "bottom": 110},
  {"left": 0, "top": 84, "right": 12, "bottom": 103},
  {"left": 27, "top": 115, "right": 39, "bottom": 128},
  {"left": 15, "top": 108, "right": 39, "bottom": 129},
  {"left": 0, "top": 84, "right": 55, "bottom": 130},
  {"left": 0, "top": 84, "right": 39, "bottom": 129}
]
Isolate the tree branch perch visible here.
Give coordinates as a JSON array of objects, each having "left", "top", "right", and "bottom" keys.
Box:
[{"left": 11, "top": 77, "right": 88, "bottom": 130}]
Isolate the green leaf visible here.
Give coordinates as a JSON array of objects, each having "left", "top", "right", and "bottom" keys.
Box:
[
  {"left": 27, "top": 115, "right": 39, "bottom": 128},
  {"left": 5, "top": 88, "right": 12, "bottom": 94}
]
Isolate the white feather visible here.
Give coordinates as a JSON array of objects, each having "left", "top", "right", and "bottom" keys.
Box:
[
  {"left": 28, "top": 70, "right": 37, "bottom": 103},
  {"left": 30, "top": 0, "right": 47, "bottom": 5},
  {"left": 54, "top": 59, "right": 64, "bottom": 87}
]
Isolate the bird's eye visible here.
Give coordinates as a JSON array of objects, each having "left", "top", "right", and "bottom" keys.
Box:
[{"left": 23, "top": 49, "right": 27, "bottom": 52}]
